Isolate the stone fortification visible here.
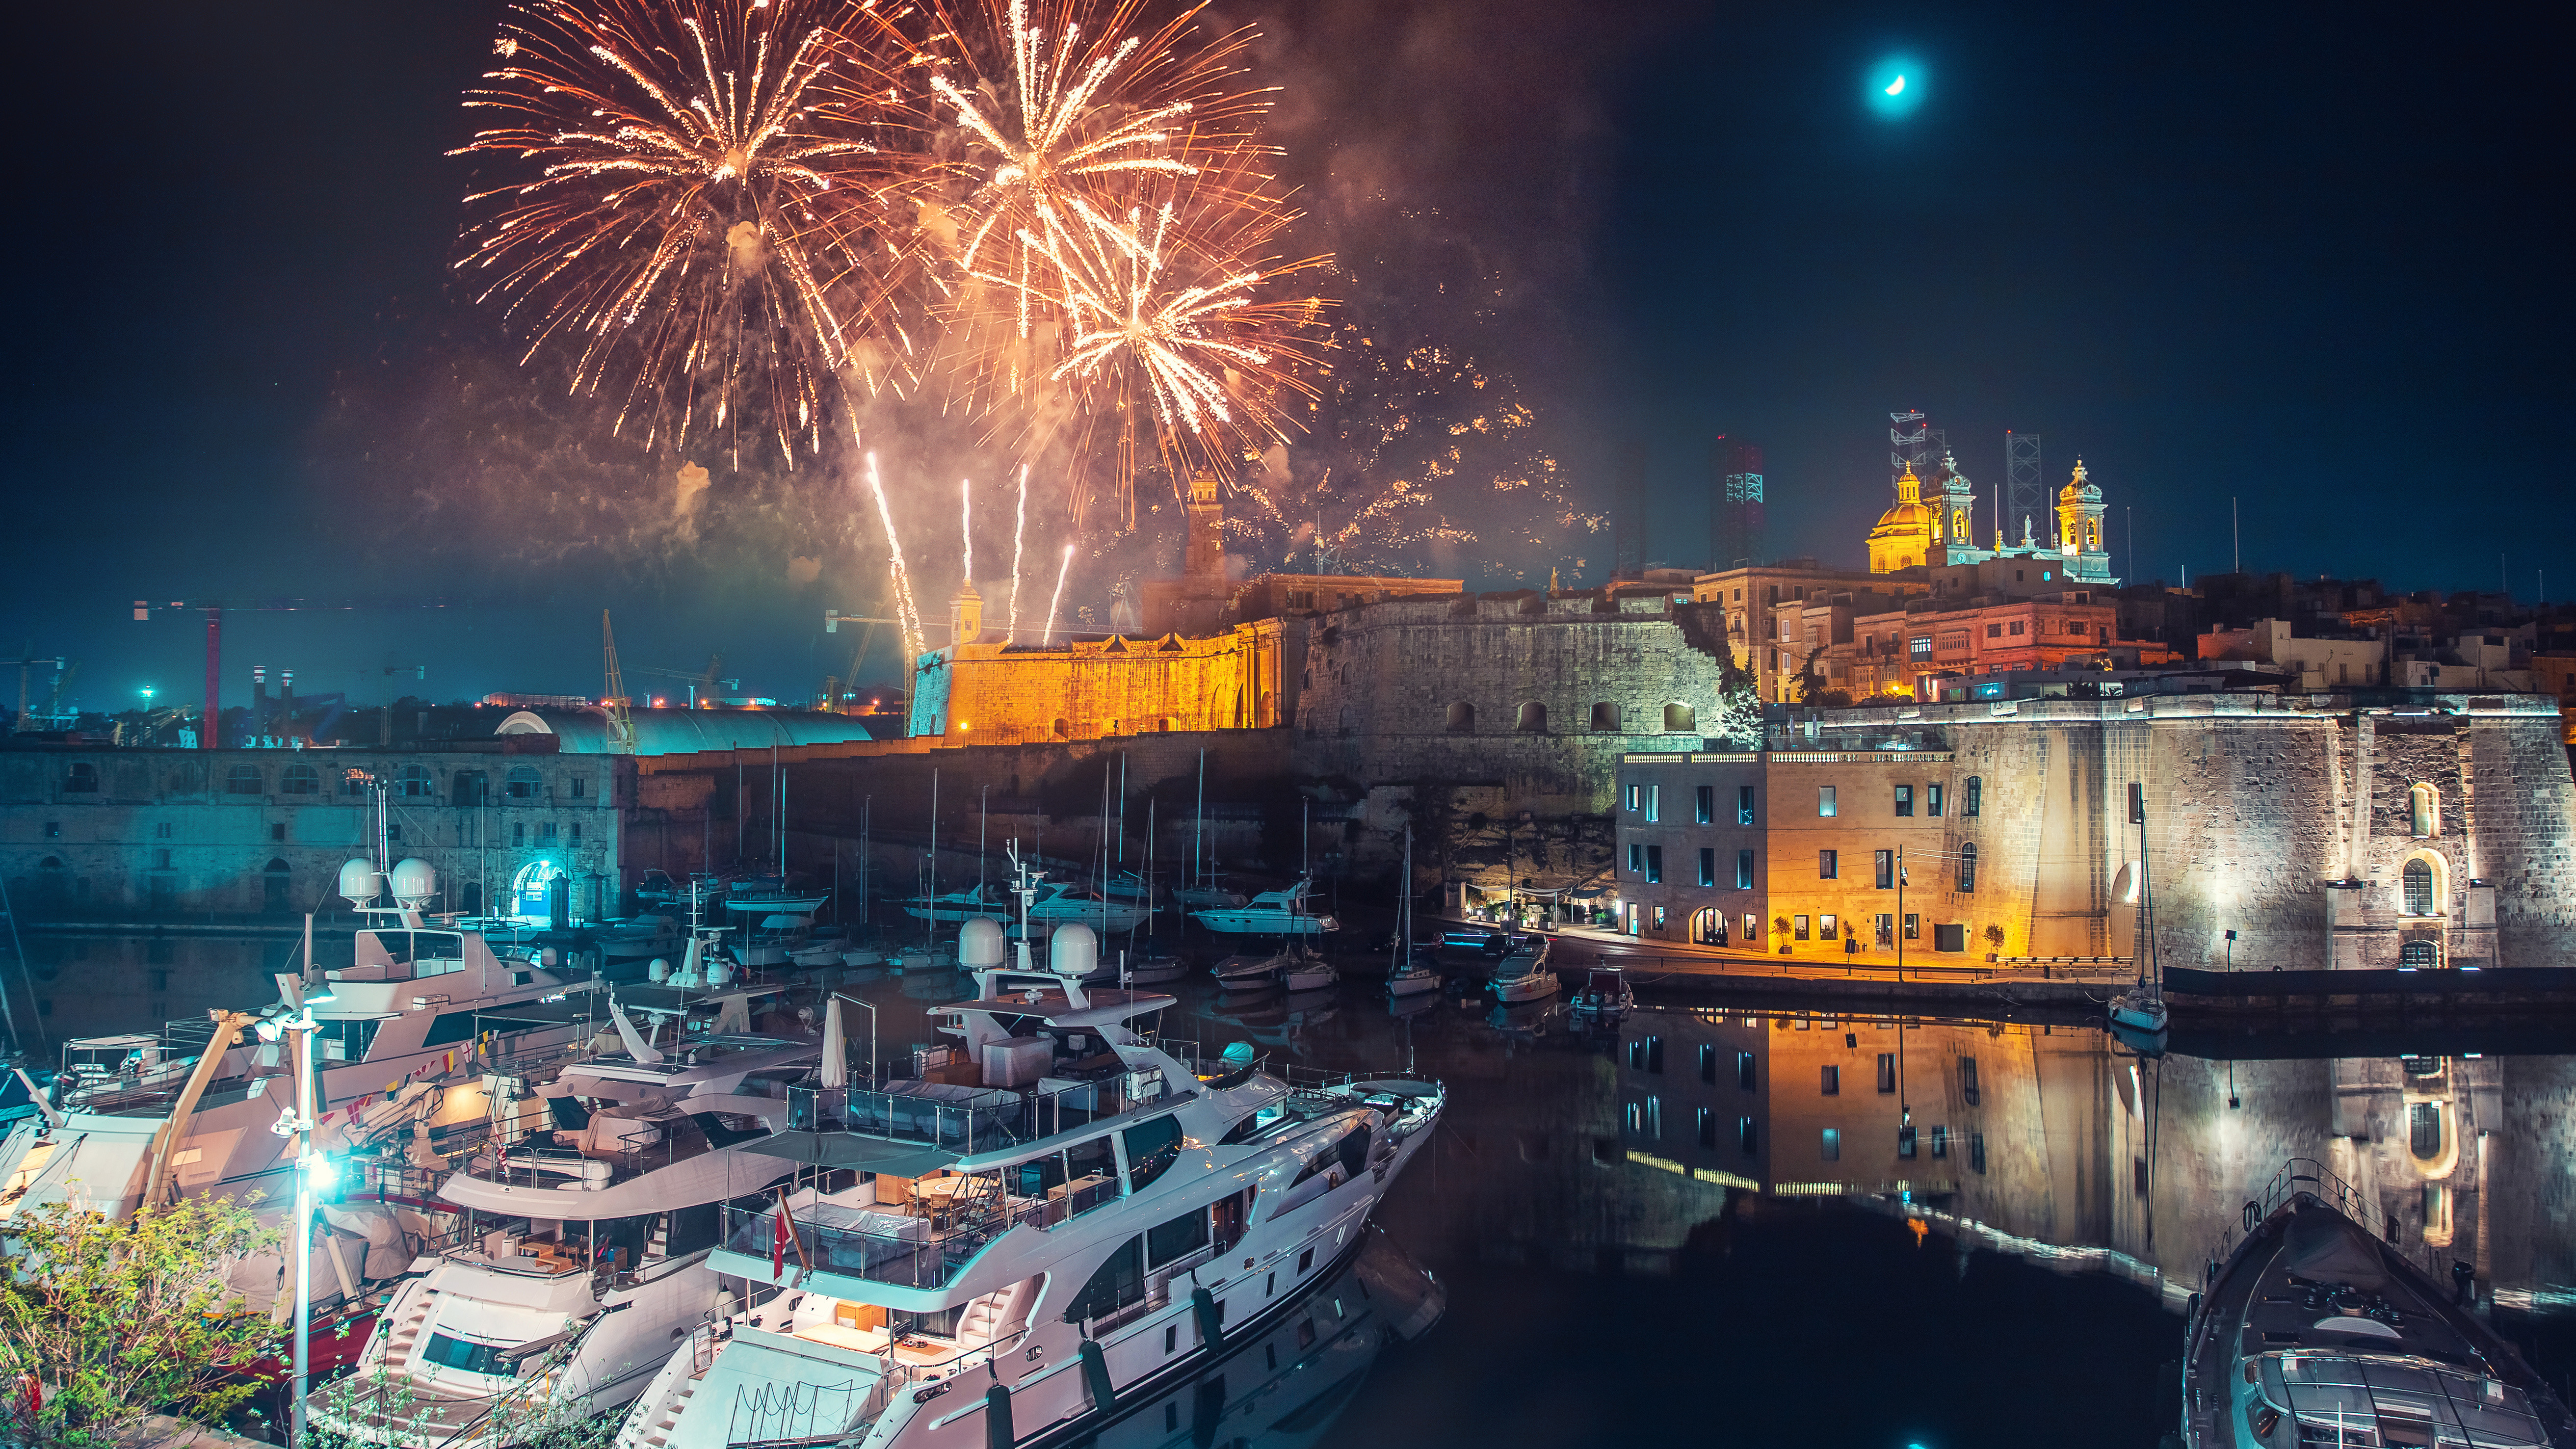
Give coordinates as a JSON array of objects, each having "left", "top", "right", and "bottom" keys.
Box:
[
  {"left": 1288, "top": 588, "right": 1749, "bottom": 815},
  {"left": 1633, "top": 692, "right": 2576, "bottom": 971}
]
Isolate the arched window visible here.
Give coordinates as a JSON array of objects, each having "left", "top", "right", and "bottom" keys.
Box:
[
  {"left": 1590, "top": 702, "right": 1621, "bottom": 732},
  {"left": 1445, "top": 702, "right": 1475, "bottom": 733},
  {"left": 280, "top": 763, "right": 320, "bottom": 795},
  {"left": 1955, "top": 843, "right": 1978, "bottom": 894},
  {"left": 64, "top": 762, "right": 99, "bottom": 794},
  {"left": 2398, "top": 940, "right": 2438, "bottom": 968},
  {"left": 2409, "top": 783, "right": 2439, "bottom": 838},
  {"left": 398, "top": 764, "right": 435, "bottom": 798},
  {"left": 1662, "top": 703, "right": 1697, "bottom": 733},
  {"left": 1516, "top": 702, "right": 1547, "bottom": 733},
  {"left": 2401, "top": 858, "right": 2434, "bottom": 916},
  {"left": 1689, "top": 907, "right": 1725, "bottom": 946},
  {"left": 1964, "top": 777, "right": 1982, "bottom": 817},
  {"left": 224, "top": 764, "right": 263, "bottom": 795},
  {"left": 505, "top": 765, "right": 543, "bottom": 801}
]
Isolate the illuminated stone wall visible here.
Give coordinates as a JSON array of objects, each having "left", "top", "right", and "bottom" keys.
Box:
[
  {"left": 907, "top": 619, "right": 1288, "bottom": 746},
  {"left": 1612, "top": 693, "right": 2576, "bottom": 971}
]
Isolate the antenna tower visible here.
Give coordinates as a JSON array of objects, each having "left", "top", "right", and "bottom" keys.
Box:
[
  {"left": 1889, "top": 411, "right": 1943, "bottom": 494},
  {"left": 2004, "top": 432, "right": 2047, "bottom": 547},
  {"left": 1710, "top": 436, "right": 1765, "bottom": 570}
]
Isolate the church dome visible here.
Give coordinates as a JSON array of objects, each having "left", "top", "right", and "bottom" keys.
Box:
[{"left": 1869, "top": 461, "right": 1938, "bottom": 534}]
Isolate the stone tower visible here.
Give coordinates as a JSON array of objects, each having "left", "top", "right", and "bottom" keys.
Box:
[
  {"left": 2055, "top": 460, "right": 2114, "bottom": 582},
  {"left": 950, "top": 580, "right": 984, "bottom": 646},
  {"left": 1184, "top": 470, "right": 1225, "bottom": 580},
  {"left": 1934, "top": 451, "right": 1976, "bottom": 553}
]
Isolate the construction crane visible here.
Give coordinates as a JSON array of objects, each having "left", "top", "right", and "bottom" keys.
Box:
[
  {"left": 2, "top": 653, "right": 67, "bottom": 734},
  {"left": 600, "top": 611, "right": 637, "bottom": 753},
  {"left": 627, "top": 656, "right": 740, "bottom": 709},
  {"left": 823, "top": 610, "right": 910, "bottom": 716},
  {"left": 132, "top": 597, "right": 469, "bottom": 750}
]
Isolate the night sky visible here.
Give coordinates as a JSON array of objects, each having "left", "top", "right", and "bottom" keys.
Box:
[{"left": 8, "top": 1, "right": 2570, "bottom": 713}]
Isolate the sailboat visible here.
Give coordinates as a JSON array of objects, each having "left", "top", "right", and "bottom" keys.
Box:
[
  {"left": 2107, "top": 787, "right": 2170, "bottom": 1050},
  {"left": 1173, "top": 747, "right": 1247, "bottom": 910},
  {"left": 1387, "top": 828, "right": 1441, "bottom": 998}
]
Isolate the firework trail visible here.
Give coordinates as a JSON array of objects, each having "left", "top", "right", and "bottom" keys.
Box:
[
  {"left": 1044, "top": 542, "right": 1076, "bottom": 644},
  {"left": 1007, "top": 463, "right": 1029, "bottom": 641},
  {"left": 978, "top": 179, "right": 1328, "bottom": 527},
  {"left": 920, "top": 0, "right": 1270, "bottom": 400},
  {"left": 453, "top": 0, "right": 925, "bottom": 465},
  {"left": 865, "top": 452, "right": 924, "bottom": 659},
  {"left": 960, "top": 476, "right": 975, "bottom": 583}
]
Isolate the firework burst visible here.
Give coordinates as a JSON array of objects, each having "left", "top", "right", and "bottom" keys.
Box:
[{"left": 454, "top": 0, "right": 922, "bottom": 466}]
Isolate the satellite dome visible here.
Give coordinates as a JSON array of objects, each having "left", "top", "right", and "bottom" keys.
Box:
[
  {"left": 338, "top": 858, "right": 383, "bottom": 909},
  {"left": 958, "top": 918, "right": 1006, "bottom": 969},
  {"left": 1049, "top": 923, "right": 1098, "bottom": 979},
  {"left": 389, "top": 858, "right": 438, "bottom": 907}
]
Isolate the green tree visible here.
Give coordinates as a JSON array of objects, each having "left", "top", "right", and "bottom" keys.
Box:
[{"left": 0, "top": 1194, "right": 282, "bottom": 1448}]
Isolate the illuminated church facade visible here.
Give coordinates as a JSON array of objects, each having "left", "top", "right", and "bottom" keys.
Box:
[{"left": 1865, "top": 453, "right": 2119, "bottom": 586}]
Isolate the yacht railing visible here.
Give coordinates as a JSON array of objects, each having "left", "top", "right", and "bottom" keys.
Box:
[
  {"left": 721, "top": 1178, "right": 1111, "bottom": 1292},
  {"left": 782, "top": 1072, "right": 1142, "bottom": 1156},
  {"left": 2198, "top": 1156, "right": 2456, "bottom": 1292}
]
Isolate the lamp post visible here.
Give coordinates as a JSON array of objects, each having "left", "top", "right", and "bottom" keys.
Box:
[{"left": 259, "top": 966, "right": 339, "bottom": 1449}]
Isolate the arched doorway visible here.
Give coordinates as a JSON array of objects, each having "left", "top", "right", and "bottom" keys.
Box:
[{"left": 262, "top": 858, "right": 292, "bottom": 914}]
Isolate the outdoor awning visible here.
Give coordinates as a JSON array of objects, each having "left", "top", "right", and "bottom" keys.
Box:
[{"left": 743, "top": 1132, "right": 960, "bottom": 1178}]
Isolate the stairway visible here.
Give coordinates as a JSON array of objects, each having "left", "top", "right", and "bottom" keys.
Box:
[
  {"left": 376, "top": 1286, "right": 440, "bottom": 1372},
  {"left": 634, "top": 1373, "right": 704, "bottom": 1449}
]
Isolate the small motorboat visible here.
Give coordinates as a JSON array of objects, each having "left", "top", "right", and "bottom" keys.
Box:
[
  {"left": 1568, "top": 966, "right": 1634, "bottom": 1019},
  {"left": 1491, "top": 937, "right": 1558, "bottom": 1003},
  {"left": 2181, "top": 1159, "right": 2576, "bottom": 1448}
]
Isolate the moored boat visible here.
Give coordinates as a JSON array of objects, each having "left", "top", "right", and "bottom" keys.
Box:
[{"left": 2180, "top": 1158, "right": 2576, "bottom": 1448}]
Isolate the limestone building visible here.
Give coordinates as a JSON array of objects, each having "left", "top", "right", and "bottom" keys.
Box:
[
  {"left": 1611, "top": 690, "right": 2575, "bottom": 971},
  {"left": 0, "top": 738, "right": 628, "bottom": 926},
  {"left": 1864, "top": 454, "right": 2120, "bottom": 586}
]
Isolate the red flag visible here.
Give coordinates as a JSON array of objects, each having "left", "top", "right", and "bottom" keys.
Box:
[{"left": 771, "top": 1207, "right": 788, "bottom": 1280}]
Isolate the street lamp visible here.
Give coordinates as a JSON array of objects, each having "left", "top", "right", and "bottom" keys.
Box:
[{"left": 257, "top": 974, "right": 339, "bottom": 1449}]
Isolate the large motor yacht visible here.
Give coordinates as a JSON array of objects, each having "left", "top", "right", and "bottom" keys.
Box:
[
  {"left": 612, "top": 921, "right": 1443, "bottom": 1449},
  {"left": 314, "top": 1007, "right": 823, "bottom": 1447},
  {"left": 2182, "top": 1159, "right": 2576, "bottom": 1448},
  {"left": 11, "top": 859, "right": 597, "bottom": 1220}
]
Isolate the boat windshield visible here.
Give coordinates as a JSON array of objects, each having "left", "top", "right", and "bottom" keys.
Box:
[{"left": 2271, "top": 1353, "right": 2550, "bottom": 1448}]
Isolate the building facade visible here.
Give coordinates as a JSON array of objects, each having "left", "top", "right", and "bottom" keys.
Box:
[
  {"left": 1613, "top": 691, "right": 2576, "bottom": 971},
  {"left": 0, "top": 740, "right": 628, "bottom": 922}
]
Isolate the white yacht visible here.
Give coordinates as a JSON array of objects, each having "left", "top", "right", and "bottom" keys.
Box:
[
  {"left": 1189, "top": 878, "right": 1337, "bottom": 939},
  {"left": 611, "top": 941, "right": 1443, "bottom": 1449},
  {"left": 15, "top": 859, "right": 597, "bottom": 1220},
  {"left": 313, "top": 1012, "right": 823, "bottom": 1447},
  {"left": 901, "top": 887, "right": 1015, "bottom": 927},
  {"left": 1490, "top": 938, "right": 1559, "bottom": 1004},
  {"left": 1019, "top": 882, "right": 1153, "bottom": 937}
]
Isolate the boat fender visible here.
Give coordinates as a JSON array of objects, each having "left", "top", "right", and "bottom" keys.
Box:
[
  {"left": 2243, "top": 1200, "right": 2260, "bottom": 1233},
  {"left": 983, "top": 1381, "right": 1013, "bottom": 1449},
  {"left": 1190, "top": 1286, "right": 1224, "bottom": 1350},
  {"left": 1078, "top": 1338, "right": 1115, "bottom": 1411}
]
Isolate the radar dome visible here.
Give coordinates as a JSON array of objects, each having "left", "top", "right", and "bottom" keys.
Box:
[
  {"left": 1049, "top": 923, "right": 1098, "bottom": 979},
  {"left": 389, "top": 858, "right": 438, "bottom": 907},
  {"left": 958, "top": 918, "right": 1005, "bottom": 969},
  {"left": 338, "top": 858, "right": 383, "bottom": 908}
]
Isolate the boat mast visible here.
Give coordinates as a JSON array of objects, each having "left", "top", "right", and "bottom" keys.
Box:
[
  {"left": 979, "top": 785, "right": 988, "bottom": 903},
  {"left": 927, "top": 766, "right": 938, "bottom": 949},
  {"left": 1193, "top": 748, "right": 1206, "bottom": 890},
  {"left": 1393, "top": 826, "right": 1410, "bottom": 975},
  {"left": 1143, "top": 796, "right": 1156, "bottom": 940}
]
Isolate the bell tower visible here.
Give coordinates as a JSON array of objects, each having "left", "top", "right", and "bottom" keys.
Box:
[
  {"left": 1934, "top": 451, "right": 1977, "bottom": 561},
  {"left": 950, "top": 580, "right": 984, "bottom": 647},
  {"left": 1184, "top": 470, "right": 1225, "bottom": 580},
  {"left": 2055, "top": 460, "right": 2116, "bottom": 584}
]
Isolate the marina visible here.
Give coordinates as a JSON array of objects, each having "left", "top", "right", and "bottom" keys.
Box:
[{"left": 8, "top": 917, "right": 2573, "bottom": 1448}]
